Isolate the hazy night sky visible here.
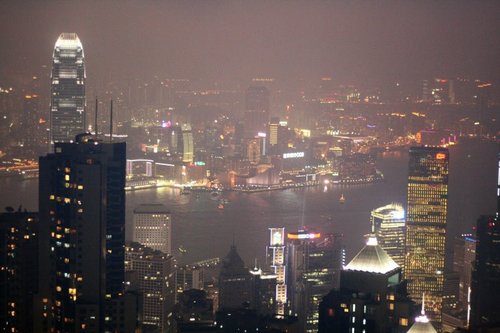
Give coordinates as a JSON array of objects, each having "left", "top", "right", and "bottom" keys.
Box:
[{"left": 1, "top": 1, "right": 500, "bottom": 86}]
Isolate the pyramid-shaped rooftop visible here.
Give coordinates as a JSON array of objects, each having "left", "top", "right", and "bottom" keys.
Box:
[{"left": 344, "top": 236, "right": 400, "bottom": 274}]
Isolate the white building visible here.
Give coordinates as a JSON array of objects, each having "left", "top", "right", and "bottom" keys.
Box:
[{"left": 133, "top": 204, "right": 171, "bottom": 255}]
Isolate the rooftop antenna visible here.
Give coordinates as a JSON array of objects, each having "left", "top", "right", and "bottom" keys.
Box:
[
  {"left": 109, "top": 99, "right": 113, "bottom": 142},
  {"left": 94, "top": 97, "right": 98, "bottom": 135},
  {"left": 421, "top": 293, "right": 425, "bottom": 316}
]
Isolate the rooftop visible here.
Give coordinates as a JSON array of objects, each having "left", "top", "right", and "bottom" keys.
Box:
[
  {"left": 54, "top": 32, "right": 83, "bottom": 50},
  {"left": 133, "top": 203, "right": 170, "bottom": 214},
  {"left": 344, "top": 236, "right": 400, "bottom": 274}
]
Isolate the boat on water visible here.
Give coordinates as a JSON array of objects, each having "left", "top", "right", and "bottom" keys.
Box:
[
  {"left": 218, "top": 203, "right": 224, "bottom": 209},
  {"left": 339, "top": 194, "right": 346, "bottom": 204}
]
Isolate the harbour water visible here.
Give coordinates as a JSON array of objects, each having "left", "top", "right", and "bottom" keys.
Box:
[{"left": 0, "top": 139, "right": 497, "bottom": 267}]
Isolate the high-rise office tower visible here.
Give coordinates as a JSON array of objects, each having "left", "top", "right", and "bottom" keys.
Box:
[
  {"left": 244, "top": 86, "right": 270, "bottom": 138},
  {"left": 125, "top": 242, "right": 176, "bottom": 333},
  {"left": 0, "top": 211, "right": 39, "bottom": 333},
  {"left": 249, "top": 265, "right": 277, "bottom": 316},
  {"left": 181, "top": 123, "right": 194, "bottom": 163},
  {"left": 267, "top": 227, "right": 287, "bottom": 317},
  {"left": 50, "top": 33, "right": 86, "bottom": 145},
  {"left": 286, "top": 230, "right": 344, "bottom": 333},
  {"left": 470, "top": 216, "right": 500, "bottom": 329},
  {"left": 37, "top": 134, "right": 134, "bottom": 332},
  {"left": 133, "top": 204, "right": 171, "bottom": 255},
  {"left": 318, "top": 236, "right": 413, "bottom": 333},
  {"left": 405, "top": 147, "right": 449, "bottom": 327},
  {"left": 370, "top": 203, "right": 406, "bottom": 270},
  {"left": 452, "top": 234, "right": 476, "bottom": 312}
]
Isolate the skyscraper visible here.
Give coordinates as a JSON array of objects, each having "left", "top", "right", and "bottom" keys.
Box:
[
  {"left": 470, "top": 216, "right": 500, "bottom": 329},
  {"left": 37, "top": 134, "right": 133, "bottom": 332},
  {"left": 318, "top": 236, "right": 413, "bottom": 333},
  {"left": 452, "top": 234, "right": 476, "bottom": 312},
  {"left": 286, "top": 230, "right": 344, "bottom": 333},
  {"left": 0, "top": 211, "right": 39, "bottom": 333},
  {"left": 405, "top": 146, "right": 449, "bottom": 327},
  {"left": 50, "top": 33, "right": 86, "bottom": 145},
  {"left": 218, "top": 245, "right": 252, "bottom": 310},
  {"left": 267, "top": 227, "right": 287, "bottom": 317},
  {"left": 181, "top": 123, "right": 194, "bottom": 163},
  {"left": 370, "top": 203, "right": 406, "bottom": 270},
  {"left": 125, "top": 242, "right": 176, "bottom": 333},
  {"left": 244, "top": 86, "right": 270, "bottom": 138},
  {"left": 133, "top": 204, "right": 172, "bottom": 255}
]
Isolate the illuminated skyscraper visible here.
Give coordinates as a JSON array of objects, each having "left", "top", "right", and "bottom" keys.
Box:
[
  {"left": 286, "top": 230, "right": 344, "bottom": 333},
  {"left": 267, "top": 227, "right": 287, "bottom": 316},
  {"left": 50, "top": 33, "right": 86, "bottom": 145},
  {"left": 370, "top": 203, "right": 406, "bottom": 270},
  {"left": 133, "top": 204, "right": 172, "bottom": 255},
  {"left": 181, "top": 123, "right": 194, "bottom": 163},
  {"left": 405, "top": 146, "right": 449, "bottom": 327},
  {"left": 244, "top": 86, "right": 270, "bottom": 138}
]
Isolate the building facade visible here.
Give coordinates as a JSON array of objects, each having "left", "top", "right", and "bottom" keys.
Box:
[
  {"left": 371, "top": 203, "right": 406, "bottom": 270},
  {"left": 50, "top": 33, "right": 86, "bottom": 145},
  {"left": 267, "top": 227, "right": 287, "bottom": 317},
  {"left": 37, "top": 134, "right": 134, "bottom": 332},
  {"left": 125, "top": 242, "right": 176, "bottom": 333},
  {"left": 0, "top": 211, "right": 39, "bottom": 333},
  {"left": 133, "top": 204, "right": 171, "bottom": 255},
  {"left": 404, "top": 147, "right": 449, "bottom": 328},
  {"left": 319, "top": 236, "right": 414, "bottom": 333},
  {"left": 244, "top": 86, "right": 270, "bottom": 138},
  {"left": 218, "top": 245, "right": 252, "bottom": 310},
  {"left": 470, "top": 215, "right": 500, "bottom": 329},
  {"left": 286, "top": 231, "right": 344, "bottom": 333}
]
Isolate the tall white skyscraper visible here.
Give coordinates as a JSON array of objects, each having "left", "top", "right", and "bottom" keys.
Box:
[
  {"left": 50, "top": 33, "right": 86, "bottom": 145},
  {"left": 133, "top": 204, "right": 171, "bottom": 255},
  {"left": 267, "top": 227, "right": 287, "bottom": 317}
]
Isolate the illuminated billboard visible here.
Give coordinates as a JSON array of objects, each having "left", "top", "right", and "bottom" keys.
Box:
[
  {"left": 283, "top": 152, "right": 305, "bottom": 159},
  {"left": 287, "top": 232, "right": 321, "bottom": 240}
]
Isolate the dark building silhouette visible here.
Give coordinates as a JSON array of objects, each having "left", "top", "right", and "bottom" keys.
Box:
[
  {"left": 319, "top": 236, "right": 414, "bottom": 333},
  {"left": 36, "top": 134, "right": 137, "bottom": 332},
  {"left": 174, "top": 289, "right": 216, "bottom": 332},
  {"left": 0, "top": 210, "right": 39, "bottom": 332},
  {"left": 218, "top": 245, "right": 252, "bottom": 310},
  {"left": 470, "top": 215, "right": 500, "bottom": 330},
  {"left": 249, "top": 265, "right": 277, "bottom": 316},
  {"left": 244, "top": 86, "right": 270, "bottom": 138},
  {"left": 286, "top": 230, "right": 344, "bottom": 333}
]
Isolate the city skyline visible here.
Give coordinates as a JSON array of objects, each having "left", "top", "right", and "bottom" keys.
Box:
[{"left": 1, "top": 2, "right": 499, "bottom": 332}]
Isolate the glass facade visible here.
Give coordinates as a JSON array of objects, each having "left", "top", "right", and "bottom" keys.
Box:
[
  {"left": 370, "top": 203, "right": 406, "bottom": 270},
  {"left": 404, "top": 146, "right": 449, "bottom": 327},
  {"left": 50, "top": 33, "right": 86, "bottom": 144}
]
